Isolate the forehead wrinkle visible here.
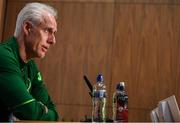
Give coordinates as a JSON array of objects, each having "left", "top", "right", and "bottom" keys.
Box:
[{"left": 41, "top": 12, "right": 57, "bottom": 31}]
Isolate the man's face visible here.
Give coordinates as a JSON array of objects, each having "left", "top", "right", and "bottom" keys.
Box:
[{"left": 25, "top": 13, "right": 57, "bottom": 59}]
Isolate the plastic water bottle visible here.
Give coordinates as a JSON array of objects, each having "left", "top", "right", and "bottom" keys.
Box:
[
  {"left": 92, "top": 74, "right": 107, "bottom": 122},
  {"left": 113, "top": 82, "right": 128, "bottom": 122}
]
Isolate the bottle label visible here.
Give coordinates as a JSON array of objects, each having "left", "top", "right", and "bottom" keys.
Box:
[
  {"left": 116, "top": 101, "right": 128, "bottom": 121},
  {"left": 93, "top": 90, "right": 106, "bottom": 98},
  {"left": 114, "top": 93, "right": 128, "bottom": 122}
]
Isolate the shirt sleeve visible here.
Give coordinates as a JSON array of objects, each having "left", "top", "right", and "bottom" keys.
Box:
[{"left": 0, "top": 50, "right": 58, "bottom": 121}]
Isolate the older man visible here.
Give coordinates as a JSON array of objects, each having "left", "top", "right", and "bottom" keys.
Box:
[{"left": 0, "top": 2, "right": 59, "bottom": 121}]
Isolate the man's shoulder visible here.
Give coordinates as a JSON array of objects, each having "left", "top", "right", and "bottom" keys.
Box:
[
  {"left": 0, "top": 45, "right": 13, "bottom": 60},
  {"left": 0, "top": 37, "right": 15, "bottom": 55},
  {"left": 0, "top": 38, "right": 18, "bottom": 66},
  {"left": 0, "top": 45, "right": 14, "bottom": 60}
]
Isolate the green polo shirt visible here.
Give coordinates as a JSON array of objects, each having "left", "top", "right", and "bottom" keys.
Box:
[{"left": 0, "top": 37, "right": 59, "bottom": 121}]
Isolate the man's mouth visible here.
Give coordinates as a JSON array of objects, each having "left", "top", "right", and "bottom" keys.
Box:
[{"left": 42, "top": 46, "right": 48, "bottom": 52}]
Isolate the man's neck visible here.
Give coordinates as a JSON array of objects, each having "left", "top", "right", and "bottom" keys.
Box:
[{"left": 16, "top": 36, "right": 30, "bottom": 63}]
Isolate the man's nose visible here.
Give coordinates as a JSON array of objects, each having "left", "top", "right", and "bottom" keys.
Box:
[{"left": 48, "top": 34, "right": 56, "bottom": 44}]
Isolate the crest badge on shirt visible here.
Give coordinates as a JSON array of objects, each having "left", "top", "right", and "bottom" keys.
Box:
[{"left": 37, "top": 72, "right": 42, "bottom": 81}]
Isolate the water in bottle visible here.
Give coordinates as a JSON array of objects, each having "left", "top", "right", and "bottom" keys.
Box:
[
  {"left": 92, "top": 74, "right": 107, "bottom": 122},
  {"left": 113, "top": 82, "right": 128, "bottom": 122}
]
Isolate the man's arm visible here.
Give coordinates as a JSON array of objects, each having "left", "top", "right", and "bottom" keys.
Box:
[
  {"left": 30, "top": 61, "right": 59, "bottom": 120},
  {"left": 0, "top": 54, "right": 58, "bottom": 121}
]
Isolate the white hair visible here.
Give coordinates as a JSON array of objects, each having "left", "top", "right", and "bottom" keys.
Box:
[{"left": 14, "top": 2, "right": 57, "bottom": 37}]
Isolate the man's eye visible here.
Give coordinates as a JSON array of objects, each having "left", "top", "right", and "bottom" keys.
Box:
[{"left": 44, "top": 29, "right": 49, "bottom": 33}]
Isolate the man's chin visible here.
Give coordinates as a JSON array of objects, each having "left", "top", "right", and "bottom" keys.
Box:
[
  {"left": 40, "top": 55, "right": 46, "bottom": 58},
  {"left": 37, "top": 53, "right": 46, "bottom": 59}
]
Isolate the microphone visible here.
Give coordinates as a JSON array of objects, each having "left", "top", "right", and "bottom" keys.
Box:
[{"left": 83, "top": 75, "right": 93, "bottom": 98}]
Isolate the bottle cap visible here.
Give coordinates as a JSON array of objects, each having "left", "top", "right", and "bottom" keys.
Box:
[
  {"left": 97, "top": 74, "right": 103, "bottom": 82},
  {"left": 117, "top": 82, "right": 125, "bottom": 91}
]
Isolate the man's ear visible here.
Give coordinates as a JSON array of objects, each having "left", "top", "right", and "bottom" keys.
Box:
[{"left": 23, "top": 21, "right": 33, "bottom": 35}]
